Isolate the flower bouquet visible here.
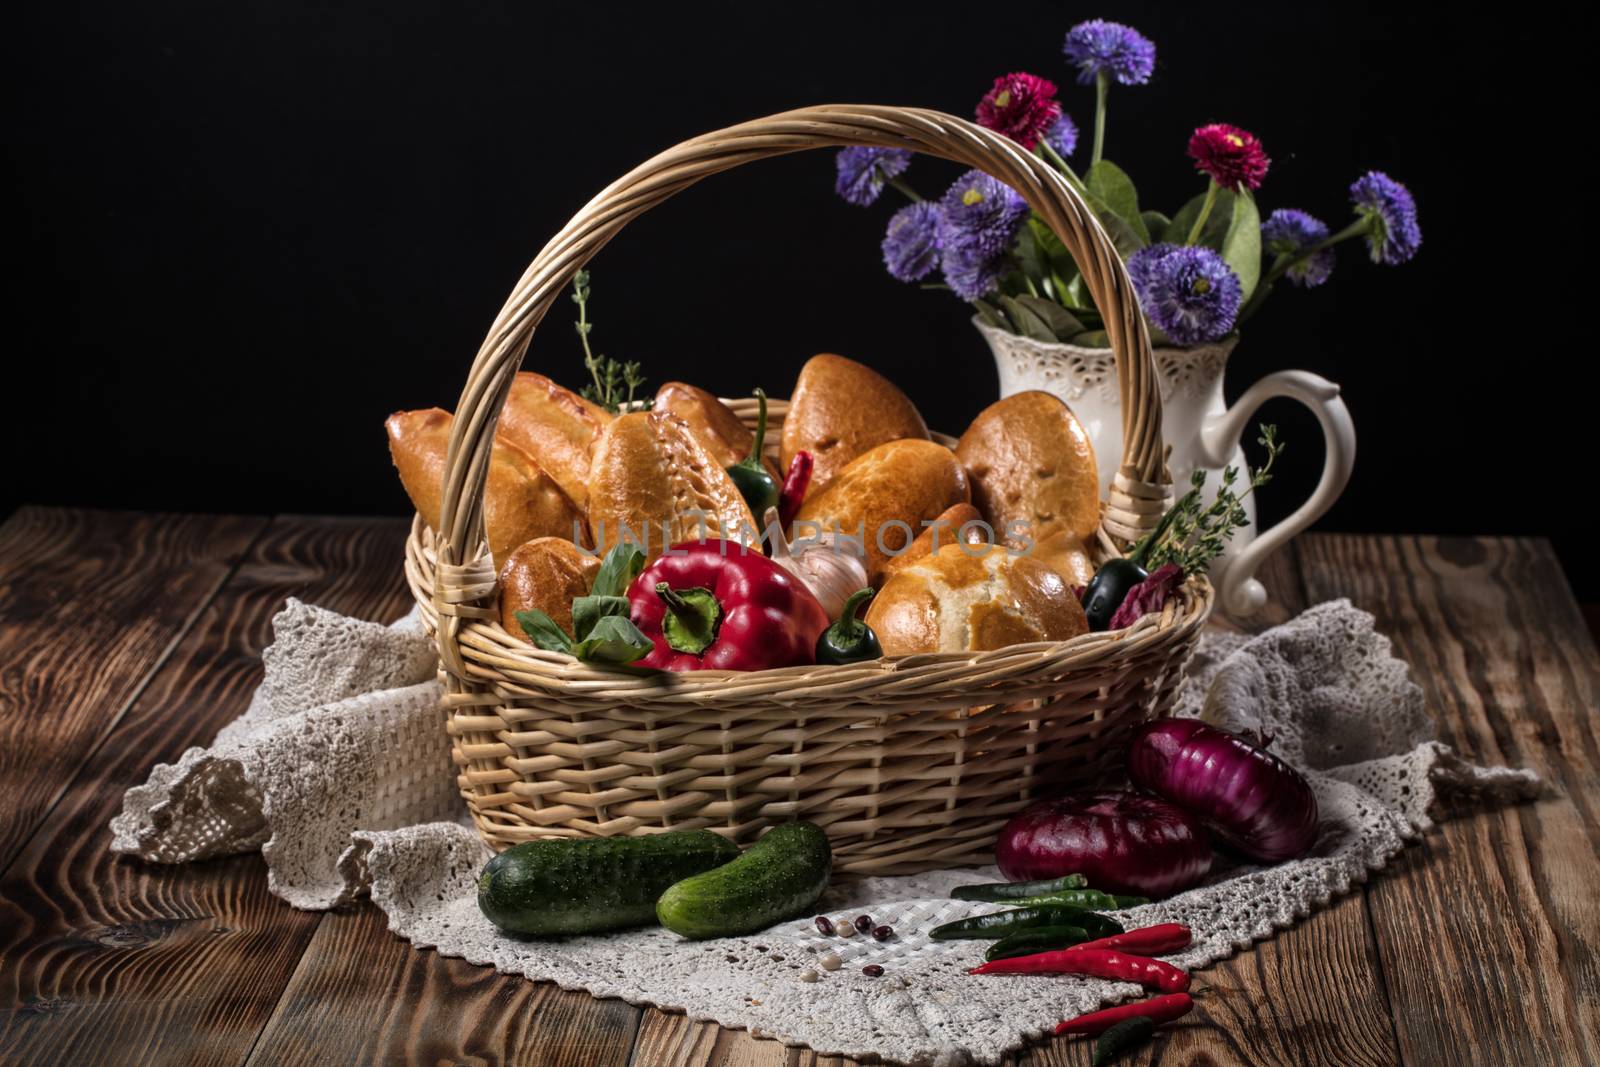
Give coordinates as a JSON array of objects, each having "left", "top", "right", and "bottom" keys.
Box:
[{"left": 834, "top": 18, "right": 1422, "bottom": 347}]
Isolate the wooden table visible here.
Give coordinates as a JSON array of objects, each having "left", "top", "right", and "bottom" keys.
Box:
[{"left": 1, "top": 506, "right": 1595, "bottom": 1066}]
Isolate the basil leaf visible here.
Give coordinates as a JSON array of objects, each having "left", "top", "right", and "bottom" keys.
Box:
[
  {"left": 515, "top": 609, "right": 573, "bottom": 654},
  {"left": 591, "top": 542, "right": 645, "bottom": 599},
  {"left": 571, "top": 594, "right": 631, "bottom": 642},
  {"left": 571, "top": 614, "right": 654, "bottom": 666}
]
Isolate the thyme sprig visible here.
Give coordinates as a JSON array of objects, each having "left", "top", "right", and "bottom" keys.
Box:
[
  {"left": 1144, "top": 424, "right": 1285, "bottom": 573},
  {"left": 572, "top": 270, "right": 649, "bottom": 414}
]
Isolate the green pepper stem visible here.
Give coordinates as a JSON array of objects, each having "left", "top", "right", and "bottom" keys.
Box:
[
  {"left": 656, "top": 582, "right": 693, "bottom": 616},
  {"left": 744, "top": 388, "right": 768, "bottom": 465},
  {"left": 834, "top": 588, "right": 875, "bottom": 639}
]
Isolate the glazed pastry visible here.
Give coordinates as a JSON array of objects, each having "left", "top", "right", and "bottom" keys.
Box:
[
  {"left": 793, "top": 438, "right": 969, "bottom": 586},
  {"left": 865, "top": 542, "right": 1089, "bottom": 655},
  {"left": 654, "top": 381, "right": 780, "bottom": 479},
  {"left": 585, "top": 410, "right": 757, "bottom": 559},
  {"left": 386, "top": 407, "right": 587, "bottom": 566},
  {"left": 955, "top": 390, "right": 1100, "bottom": 546},
  {"left": 882, "top": 502, "right": 988, "bottom": 579},
  {"left": 780, "top": 353, "right": 929, "bottom": 494},
  {"left": 499, "top": 537, "right": 601, "bottom": 640},
  {"left": 496, "top": 371, "right": 612, "bottom": 511}
]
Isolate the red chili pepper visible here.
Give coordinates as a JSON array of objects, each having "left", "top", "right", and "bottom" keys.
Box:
[
  {"left": 1067, "top": 923, "right": 1191, "bottom": 956},
  {"left": 628, "top": 539, "right": 829, "bottom": 671},
  {"left": 968, "top": 948, "right": 1189, "bottom": 992},
  {"left": 777, "top": 451, "right": 813, "bottom": 528},
  {"left": 1054, "top": 992, "right": 1194, "bottom": 1036}
]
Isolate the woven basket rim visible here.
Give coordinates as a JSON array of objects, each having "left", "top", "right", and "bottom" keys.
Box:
[{"left": 406, "top": 515, "right": 1213, "bottom": 695}]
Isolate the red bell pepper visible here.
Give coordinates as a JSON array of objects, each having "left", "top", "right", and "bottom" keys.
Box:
[{"left": 628, "top": 540, "right": 830, "bottom": 671}]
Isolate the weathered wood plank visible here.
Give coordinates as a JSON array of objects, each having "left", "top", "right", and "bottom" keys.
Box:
[
  {"left": 243, "top": 907, "right": 641, "bottom": 1067},
  {"left": 1298, "top": 534, "right": 1600, "bottom": 1067},
  {"left": 0, "top": 515, "right": 414, "bottom": 1067},
  {"left": 0, "top": 506, "right": 266, "bottom": 869}
]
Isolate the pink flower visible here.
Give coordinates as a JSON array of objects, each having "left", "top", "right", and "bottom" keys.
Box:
[
  {"left": 1187, "top": 124, "right": 1270, "bottom": 191},
  {"left": 975, "top": 72, "right": 1063, "bottom": 150}
]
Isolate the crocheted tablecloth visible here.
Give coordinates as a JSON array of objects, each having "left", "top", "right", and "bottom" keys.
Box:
[{"left": 111, "top": 598, "right": 1540, "bottom": 1066}]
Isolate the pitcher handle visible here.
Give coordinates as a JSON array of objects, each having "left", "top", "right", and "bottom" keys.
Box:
[{"left": 1198, "top": 370, "right": 1356, "bottom": 616}]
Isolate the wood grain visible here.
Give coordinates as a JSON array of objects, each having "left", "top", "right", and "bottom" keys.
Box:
[
  {"left": 1298, "top": 535, "right": 1600, "bottom": 1067},
  {"left": 0, "top": 515, "right": 413, "bottom": 1067},
  {"left": 0, "top": 506, "right": 266, "bottom": 870},
  {"left": 243, "top": 908, "right": 640, "bottom": 1067}
]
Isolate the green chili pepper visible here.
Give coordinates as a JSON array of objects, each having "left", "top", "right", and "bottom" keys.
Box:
[
  {"left": 815, "top": 588, "right": 883, "bottom": 665},
  {"left": 929, "top": 906, "right": 1123, "bottom": 941},
  {"left": 983, "top": 924, "right": 1090, "bottom": 962},
  {"left": 1093, "top": 1016, "right": 1156, "bottom": 1066},
  {"left": 725, "top": 388, "right": 779, "bottom": 520},
  {"left": 1007, "top": 889, "right": 1150, "bottom": 911},
  {"left": 952, "top": 874, "right": 1088, "bottom": 902}
]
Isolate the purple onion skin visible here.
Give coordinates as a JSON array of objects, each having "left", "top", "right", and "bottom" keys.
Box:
[
  {"left": 995, "top": 790, "right": 1213, "bottom": 898},
  {"left": 1128, "top": 718, "right": 1319, "bottom": 863}
]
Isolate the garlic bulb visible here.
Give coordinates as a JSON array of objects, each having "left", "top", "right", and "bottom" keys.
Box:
[{"left": 763, "top": 507, "right": 870, "bottom": 619}]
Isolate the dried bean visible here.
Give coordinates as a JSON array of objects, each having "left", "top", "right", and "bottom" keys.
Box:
[
  {"left": 814, "top": 916, "right": 835, "bottom": 936},
  {"left": 853, "top": 915, "right": 873, "bottom": 933},
  {"left": 862, "top": 964, "right": 884, "bottom": 977},
  {"left": 872, "top": 925, "right": 894, "bottom": 941}
]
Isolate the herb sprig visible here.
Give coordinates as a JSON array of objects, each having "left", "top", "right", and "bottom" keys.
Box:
[
  {"left": 572, "top": 270, "right": 649, "bottom": 414},
  {"left": 1143, "top": 423, "right": 1284, "bottom": 573}
]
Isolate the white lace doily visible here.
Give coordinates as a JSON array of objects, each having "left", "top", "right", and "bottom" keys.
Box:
[{"left": 111, "top": 598, "right": 1541, "bottom": 1066}]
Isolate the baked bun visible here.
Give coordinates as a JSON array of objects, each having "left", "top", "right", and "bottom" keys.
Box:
[
  {"left": 499, "top": 537, "right": 601, "bottom": 640},
  {"left": 793, "top": 438, "right": 969, "bottom": 586},
  {"left": 955, "top": 391, "right": 1099, "bottom": 546},
  {"left": 1028, "top": 529, "right": 1097, "bottom": 588},
  {"left": 780, "top": 353, "right": 930, "bottom": 494},
  {"left": 386, "top": 408, "right": 587, "bottom": 566},
  {"left": 883, "top": 502, "right": 987, "bottom": 579},
  {"left": 496, "top": 372, "right": 612, "bottom": 511},
  {"left": 586, "top": 410, "right": 757, "bottom": 560},
  {"left": 654, "top": 381, "right": 780, "bottom": 480},
  {"left": 865, "top": 542, "right": 1089, "bottom": 655}
]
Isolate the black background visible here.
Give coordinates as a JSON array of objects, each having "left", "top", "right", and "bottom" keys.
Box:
[{"left": 7, "top": 3, "right": 1592, "bottom": 597}]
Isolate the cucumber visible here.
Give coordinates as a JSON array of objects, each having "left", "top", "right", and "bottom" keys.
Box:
[
  {"left": 656, "top": 822, "right": 832, "bottom": 939},
  {"left": 476, "top": 829, "right": 739, "bottom": 937}
]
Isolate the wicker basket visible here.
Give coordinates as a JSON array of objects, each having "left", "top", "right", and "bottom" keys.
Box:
[{"left": 406, "top": 104, "right": 1213, "bottom": 875}]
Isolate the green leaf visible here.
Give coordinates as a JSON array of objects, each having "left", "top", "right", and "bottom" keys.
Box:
[
  {"left": 571, "top": 594, "right": 631, "bottom": 643},
  {"left": 515, "top": 609, "right": 573, "bottom": 654},
  {"left": 1086, "top": 160, "right": 1150, "bottom": 244},
  {"left": 1164, "top": 188, "right": 1236, "bottom": 249},
  {"left": 1071, "top": 329, "right": 1110, "bottom": 348},
  {"left": 591, "top": 542, "right": 645, "bottom": 599},
  {"left": 571, "top": 614, "right": 654, "bottom": 666},
  {"left": 998, "top": 295, "right": 1058, "bottom": 343},
  {"left": 1012, "top": 295, "right": 1085, "bottom": 341},
  {"left": 1141, "top": 210, "right": 1171, "bottom": 237},
  {"left": 971, "top": 297, "right": 1009, "bottom": 330},
  {"left": 1220, "top": 187, "right": 1262, "bottom": 302},
  {"left": 1013, "top": 219, "right": 1051, "bottom": 287}
]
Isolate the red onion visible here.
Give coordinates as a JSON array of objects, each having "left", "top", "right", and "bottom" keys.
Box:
[
  {"left": 1128, "top": 718, "right": 1319, "bottom": 863},
  {"left": 995, "top": 790, "right": 1213, "bottom": 898}
]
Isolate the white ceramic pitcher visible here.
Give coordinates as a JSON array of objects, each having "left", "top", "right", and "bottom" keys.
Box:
[{"left": 977, "top": 320, "right": 1356, "bottom": 617}]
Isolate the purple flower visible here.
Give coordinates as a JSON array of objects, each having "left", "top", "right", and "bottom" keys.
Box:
[
  {"left": 1042, "top": 113, "right": 1079, "bottom": 158},
  {"left": 936, "top": 170, "right": 1029, "bottom": 261},
  {"left": 1350, "top": 171, "right": 1421, "bottom": 265},
  {"left": 935, "top": 170, "right": 1029, "bottom": 301},
  {"left": 881, "top": 201, "right": 942, "bottom": 282},
  {"left": 1062, "top": 20, "right": 1156, "bottom": 86},
  {"left": 1127, "top": 243, "right": 1242, "bottom": 345},
  {"left": 1261, "top": 209, "right": 1336, "bottom": 288},
  {"left": 834, "top": 146, "right": 912, "bottom": 207}
]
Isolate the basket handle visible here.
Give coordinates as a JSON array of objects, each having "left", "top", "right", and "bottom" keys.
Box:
[{"left": 431, "top": 105, "right": 1170, "bottom": 651}]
